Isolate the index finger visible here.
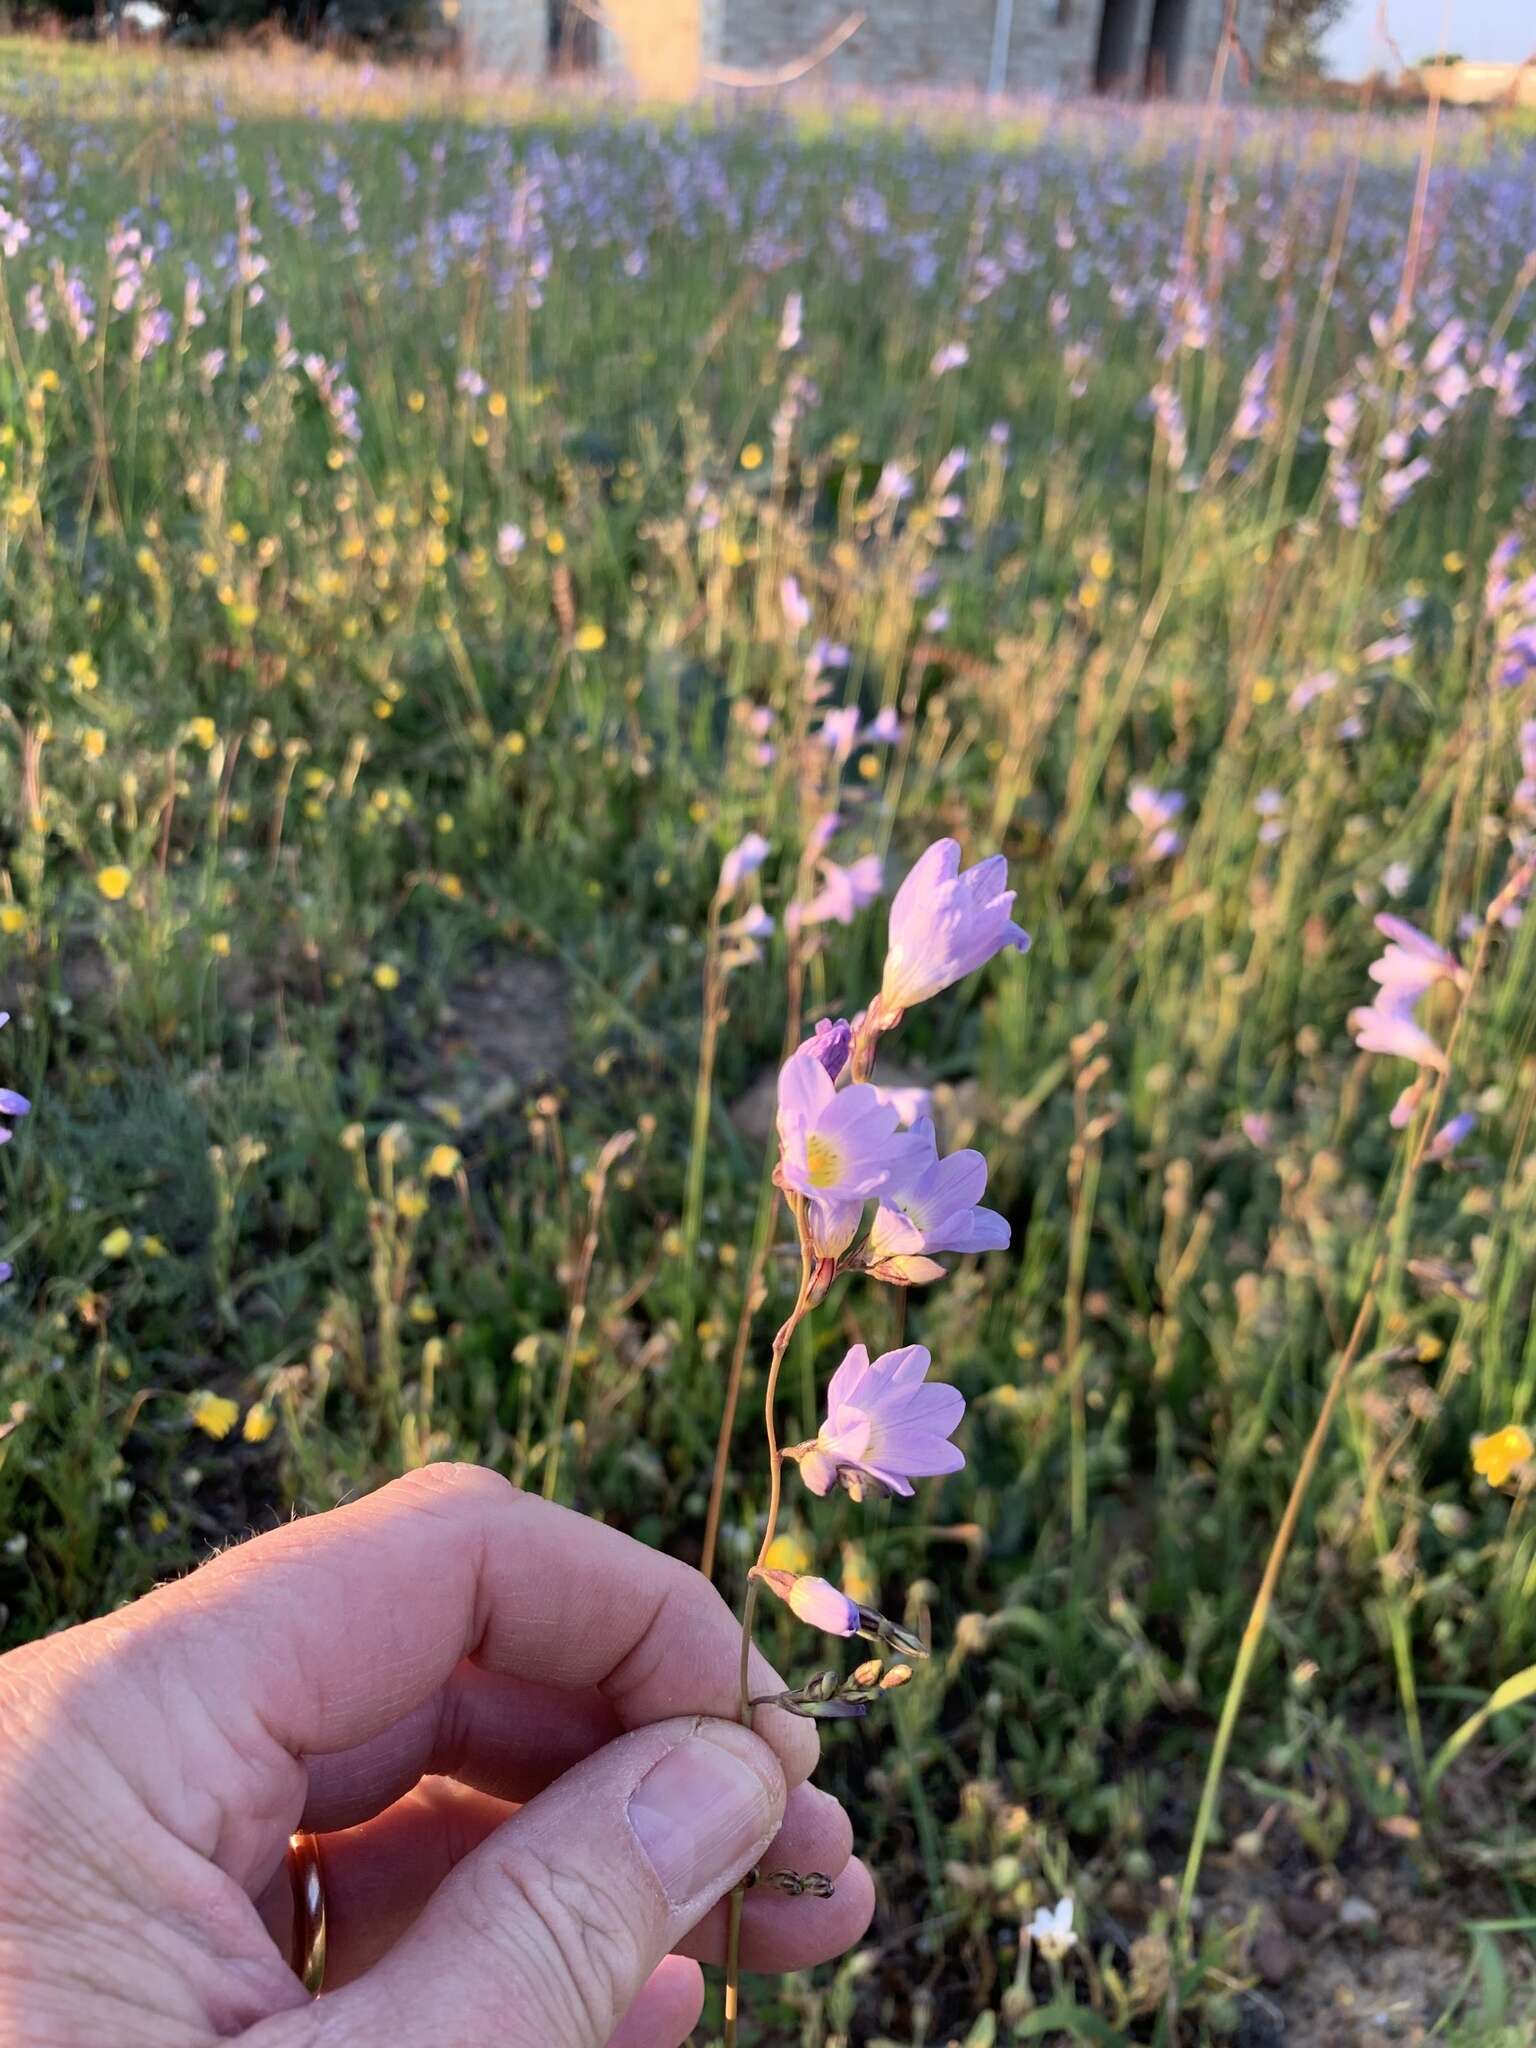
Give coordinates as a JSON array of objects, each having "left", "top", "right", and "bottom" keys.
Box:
[{"left": 87, "top": 1466, "right": 818, "bottom": 1872}]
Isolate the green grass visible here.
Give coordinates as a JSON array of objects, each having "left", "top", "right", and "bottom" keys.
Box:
[{"left": 2, "top": 44, "right": 1536, "bottom": 2042}]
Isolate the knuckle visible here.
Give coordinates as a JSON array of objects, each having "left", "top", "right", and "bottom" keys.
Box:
[
  {"left": 387, "top": 1462, "right": 516, "bottom": 1515},
  {"left": 466, "top": 1842, "right": 637, "bottom": 2045}
]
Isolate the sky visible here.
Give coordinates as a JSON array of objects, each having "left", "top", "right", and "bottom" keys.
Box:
[{"left": 1323, "top": 0, "right": 1533, "bottom": 77}]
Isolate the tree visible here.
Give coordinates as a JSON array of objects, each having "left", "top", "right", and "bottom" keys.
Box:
[{"left": 1263, "top": 0, "right": 1350, "bottom": 79}]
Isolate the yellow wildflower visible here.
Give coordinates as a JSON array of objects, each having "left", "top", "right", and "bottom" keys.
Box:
[
  {"left": 426, "top": 1144, "right": 462, "bottom": 1180},
  {"left": 210, "top": 933, "right": 231, "bottom": 958},
  {"left": 0, "top": 906, "right": 26, "bottom": 935},
  {"left": 740, "top": 443, "right": 764, "bottom": 471},
  {"left": 186, "top": 717, "right": 217, "bottom": 750},
  {"left": 396, "top": 1186, "right": 428, "bottom": 1221},
  {"left": 372, "top": 963, "right": 401, "bottom": 991},
  {"left": 67, "top": 651, "right": 99, "bottom": 691},
  {"left": 1472, "top": 1425, "right": 1533, "bottom": 1489},
  {"left": 82, "top": 727, "right": 106, "bottom": 760},
  {"left": 190, "top": 1391, "right": 240, "bottom": 1441},
  {"left": 572, "top": 622, "right": 606, "bottom": 653},
  {"left": 763, "top": 1531, "right": 813, "bottom": 1576},
  {"left": 99, "top": 1226, "right": 133, "bottom": 1259},
  {"left": 242, "top": 1402, "right": 276, "bottom": 1445},
  {"left": 95, "top": 866, "right": 131, "bottom": 902}
]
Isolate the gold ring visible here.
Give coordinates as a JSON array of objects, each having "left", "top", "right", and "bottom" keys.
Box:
[{"left": 287, "top": 1831, "right": 327, "bottom": 1997}]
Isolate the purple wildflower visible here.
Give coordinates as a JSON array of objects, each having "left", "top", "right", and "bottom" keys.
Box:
[
  {"left": 775, "top": 1048, "right": 915, "bottom": 1231},
  {"left": 798, "top": 1018, "right": 853, "bottom": 1083},
  {"left": 789, "top": 854, "right": 884, "bottom": 932},
  {"left": 791, "top": 1342, "right": 965, "bottom": 1501},
  {"left": 878, "top": 840, "right": 1029, "bottom": 1019},
  {"left": 864, "top": 1116, "right": 1009, "bottom": 1271},
  {"left": 1127, "top": 782, "right": 1185, "bottom": 859},
  {"left": 1427, "top": 1111, "right": 1476, "bottom": 1162},
  {"left": 719, "top": 831, "right": 770, "bottom": 898}
]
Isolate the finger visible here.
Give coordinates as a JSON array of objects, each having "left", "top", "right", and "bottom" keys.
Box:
[
  {"left": 80, "top": 1466, "right": 816, "bottom": 1888},
  {"left": 314, "top": 1716, "right": 785, "bottom": 2048},
  {"left": 606, "top": 1957, "right": 704, "bottom": 2048},
  {"left": 299, "top": 1663, "right": 620, "bottom": 1830},
  {"left": 678, "top": 1854, "right": 877, "bottom": 1972},
  {"left": 258, "top": 1775, "right": 857, "bottom": 1986}
]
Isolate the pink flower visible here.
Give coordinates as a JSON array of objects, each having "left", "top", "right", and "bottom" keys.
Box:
[
  {"left": 1349, "top": 988, "right": 1447, "bottom": 1072},
  {"left": 879, "top": 839, "right": 1029, "bottom": 1016},
  {"left": 792, "top": 1342, "right": 965, "bottom": 1501},
  {"left": 871, "top": 1081, "right": 932, "bottom": 1127},
  {"left": 758, "top": 1569, "right": 859, "bottom": 1636},
  {"left": 719, "top": 831, "right": 770, "bottom": 897},
  {"left": 775, "top": 1049, "right": 916, "bottom": 1260},
  {"left": 864, "top": 1117, "right": 1009, "bottom": 1265},
  {"left": 788, "top": 854, "right": 884, "bottom": 932},
  {"left": 1368, "top": 915, "right": 1466, "bottom": 997}
]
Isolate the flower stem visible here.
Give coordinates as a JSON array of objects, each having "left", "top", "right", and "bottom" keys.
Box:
[
  {"left": 722, "top": 1246, "right": 815, "bottom": 2048},
  {"left": 1177, "top": 1270, "right": 1381, "bottom": 1930}
]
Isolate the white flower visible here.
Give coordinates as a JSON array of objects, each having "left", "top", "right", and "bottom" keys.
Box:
[{"left": 1027, "top": 1895, "right": 1076, "bottom": 1962}]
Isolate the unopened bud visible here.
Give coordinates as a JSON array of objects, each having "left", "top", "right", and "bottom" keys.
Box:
[{"left": 880, "top": 1663, "right": 915, "bottom": 1690}]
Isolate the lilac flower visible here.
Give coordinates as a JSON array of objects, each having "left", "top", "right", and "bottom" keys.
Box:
[
  {"left": 1364, "top": 632, "right": 1413, "bottom": 665},
  {"left": 719, "top": 831, "right": 770, "bottom": 898},
  {"left": 789, "top": 854, "right": 883, "bottom": 932},
  {"left": 726, "top": 905, "right": 774, "bottom": 942},
  {"left": 864, "top": 707, "right": 903, "bottom": 745},
  {"left": 778, "top": 290, "right": 803, "bottom": 351},
  {"left": 1368, "top": 916, "right": 1467, "bottom": 999},
  {"left": 775, "top": 1049, "right": 914, "bottom": 1221},
  {"left": 1241, "top": 1112, "right": 1273, "bottom": 1148},
  {"left": 878, "top": 840, "right": 1029, "bottom": 1018},
  {"left": 1232, "top": 347, "right": 1275, "bottom": 441},
  {"left": 798, "top": 1017, "right": 852, "bottom": 1083},
  {"left": 872, "top": 1082, "right": 932, "bottom": 1127},
  {"left": 874, "top": 462, "right": 914, "bottom": 505},
  {"left": 1127, "top": 783, "right": 1185, "bottom": 859},
  {"left": 1351, "top": 993, "right": 1446, "bottom": 1072},
  {"left": 792, "top": 1342, "right": 965, "bottom": 1500},
  {"left": 864, "top": 1117, "right": 1009, "bottom": 1272},
  {"left": 496, "top": 523, "right": 526, "bottom": 564},
  {"left": 817, "top": 706, "right": 862, "bottom": 757},
  {"left": 930, "top": 341, "right": 969, "bottom": 377},
  {"left": 1427, "top": 1111, "right": 1476, "bottom": 1162},
  {"left": 1150, "top": 381, "right": 1189, "bottom": 470},
  {"left": 1254, "top": 789, "right": 1286, "bottom": 844},
  {"left": 781, "top": 575, "right": 811, "bottom": 634},
  {"left": 1381, "top": 861, "right": 1413, "bottom": 901},
  {"left": 765, "top": 1571, "right": 860, "bottom": 1635},
  {"left": 1381, "top": 456, "right": 1431, "bottom": 514},
  {"left": 0, "top": 1014, "right": 28, "bottom": 1145},
  {"left": 1289, "top": 669, "right": 1337, "bottom": 713}
]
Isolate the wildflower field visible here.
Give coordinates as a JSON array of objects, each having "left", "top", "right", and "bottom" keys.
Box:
[{"left": 5, "top": 41, "right": 1536, "bottom": 2044}]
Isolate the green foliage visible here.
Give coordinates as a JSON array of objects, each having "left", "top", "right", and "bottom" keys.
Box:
[{"left": 0, "top": 46, "right": 1534, "bottom": 2042}]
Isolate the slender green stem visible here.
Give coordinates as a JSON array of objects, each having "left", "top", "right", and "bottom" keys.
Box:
[
  {"left": 1178, "top": 1272, "right": 1381, "bottom": 1930},
  {"left": 680, "top": 893, "right": 725, "bottom": 1344}
]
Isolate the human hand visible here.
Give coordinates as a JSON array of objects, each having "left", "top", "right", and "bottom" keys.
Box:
[{"left": 0, "top": 1464, "right": 875, "bottom": 2046}]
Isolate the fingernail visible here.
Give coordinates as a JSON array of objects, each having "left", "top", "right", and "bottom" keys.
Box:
[{"left": 628, "top": 1722, "right": 780, "bottom": 1907}]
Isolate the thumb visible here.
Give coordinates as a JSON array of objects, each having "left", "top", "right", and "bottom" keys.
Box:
[{"left": 313, "top": 1716, "right": 786, "bottom": 2047}]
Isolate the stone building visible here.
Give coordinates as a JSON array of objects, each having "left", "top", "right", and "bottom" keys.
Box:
[{"left": 461, "top": 0, "right": 1271, "bottom": 101}]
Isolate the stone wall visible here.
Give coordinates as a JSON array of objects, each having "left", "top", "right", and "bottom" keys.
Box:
[
  {"left": 458, "top": 0, "right": 1268, "bottom": 98},
  {"left": 459, "top": 0, "right": 544, "bottom": 73},
  {"left": 715, "top": 0, "right": 1101, "bottom": 95}
]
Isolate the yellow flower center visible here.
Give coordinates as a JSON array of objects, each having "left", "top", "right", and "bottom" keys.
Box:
[{"left": 805, "top": 1134, "right": 843, "bottom": 1190}]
